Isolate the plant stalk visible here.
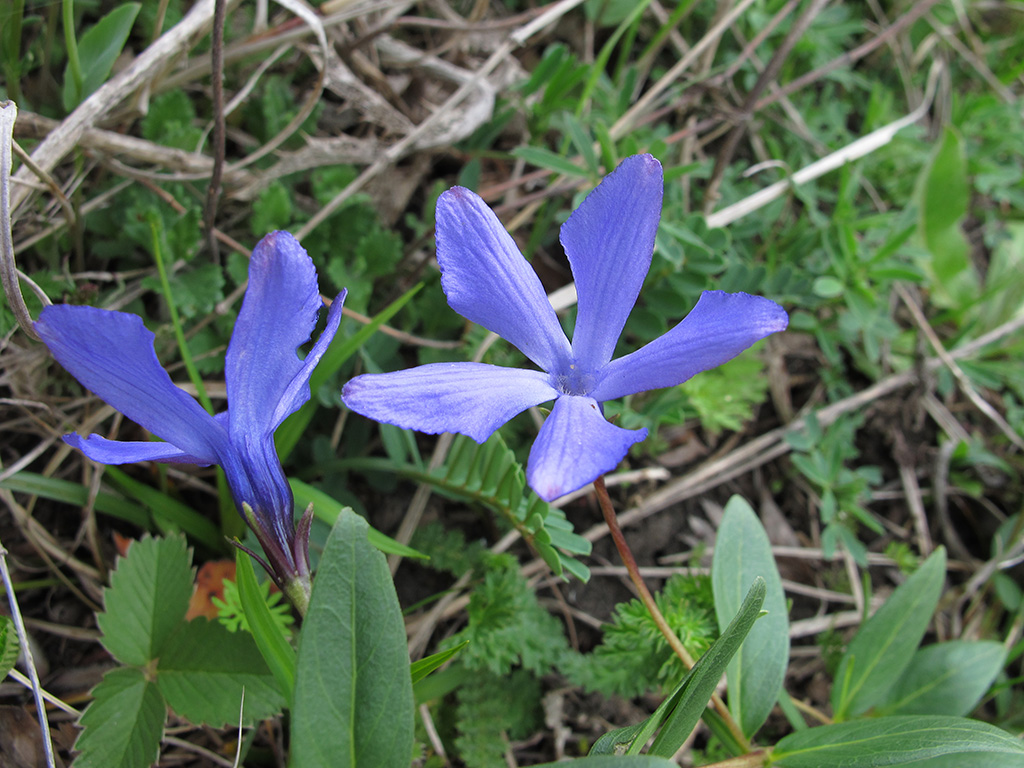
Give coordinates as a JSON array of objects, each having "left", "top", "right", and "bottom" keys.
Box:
[{"left": 593, "top": 475, "right": 751, "bottom": 752}]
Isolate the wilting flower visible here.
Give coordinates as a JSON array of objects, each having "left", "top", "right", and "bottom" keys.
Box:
[
  {"left": 35, "top": 231, "right": 344, "bottom": 613},
  {"left": 343, "top": 155, "right": 788, "bottom": 502}
]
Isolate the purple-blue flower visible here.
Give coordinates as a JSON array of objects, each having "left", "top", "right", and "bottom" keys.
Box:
[
  {"left": 35, "top": 231, "right": 344, "bottom": 612},
  {"left": 343, "top": 155, "right": 788, "bottom": 502}
]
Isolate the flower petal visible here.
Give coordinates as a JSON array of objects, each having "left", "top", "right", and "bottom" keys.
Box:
[
  {"left": 63, "top": 433, "right": 217, "bottom": 465},
  {"left": 342, "top": 363, "right": 558, "bottom": 443},
  {"left": 591, "top": 291, "right": 789, "bottom": 401},
  {"left": 220, "top": 438, "right": 296, "bottom": 560},
  {"left": 35, "top": 305, "right": 225, "bottom": 461},
  {"left": 562, "top": 154, "right": 663, "bottom": 369},
  {"left": 226, "top": 231, "right": 341, "bottom": 442},
  {"left": 436, "top": 187, "right": 572, "bottom": 372},
  {"left": 526, "top": 395, "right": 647, "bottom": 502}
]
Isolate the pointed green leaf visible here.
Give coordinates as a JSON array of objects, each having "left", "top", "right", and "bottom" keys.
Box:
[
  {"left": 62, "top": 4, "right": 141, "bottom": 110},
  {"left": 511, "top": 146, "right": 589, "bottom": 177},
  {"left": 917, "top": 127, "right": 979, "bottom": 308},
  {"left": 712, "top": 495, "right": 790, "bottom": 738},
  {"left": 589, "top": 579, "right": 766, "bottom": 757},
  {"left": 235, "top": 550, "right": 297, "bottom": 704},
  {"left": 156, "top": 618, "right": 285, "bottom": 726},
  {"left": 0, "top": 615, "right": 20, "bottom": 680},
  {"left": 74, "top": 667, "right": 164, "bottom": 768},
  {"left": 882, "top": 640, "right": 1006, "bottom": 717},
  {"left": 291, "top": 510, "right": 414, "bottom": 768},
  {"left": 411, "top": 641, "right": 468, "bottom": 685},
  {"left": 97, "top": 534, "right": 194, "bottom": 666},
  {"left": 0, "top": 471, "right": 149, "bottom": 527},
  {"left": 832, "top": 548, "right": 947, "bottom": 720},
  {"left": 772, "top": 715, "right": 1024, "bottom": 767},
  {"left": 290, "top": 479, "right": 427, "bottom": 559},
  {"left": 536, "top": 757, "right": 678, "bottom": 767},
  {"left": 648, "top": 577, "right": 766, "bottom": 756},
  {"left": 105, "top": 466, "right": 222, "bottom": 550}
]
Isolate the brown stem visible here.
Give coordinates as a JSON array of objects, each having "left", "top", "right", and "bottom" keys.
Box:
[{"left": 593, "top": 475, "right": 751, "bottom": 753}]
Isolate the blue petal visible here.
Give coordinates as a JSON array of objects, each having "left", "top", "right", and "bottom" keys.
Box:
[
  {"left": 220, "top": 439, "right": 296, "bottom": 558},
  {"left": 562, "top": 154, "right": 663, "bottom": 370},
  {"left": 225, "top": 232, "right": 344, "bottom": 441},
  {"left": 526, "top": 395, "right": 647, "bottom": 502},
  {"left": 342, "top": 363, "right": 558, "bottom": 443},
  {"left": 436, "top": 188, "right": 572, "bottom": 372},
  {"left": 592, "top": 291, "right": 789, "bottom": 401},
  {"left": 35, "top": 305, "right": 226, "bottom": 462},
  {"left": 64, "top": 433, "right": 218, "bottom": 465}
]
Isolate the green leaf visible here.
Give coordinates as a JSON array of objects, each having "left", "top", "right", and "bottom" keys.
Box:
[
  {"left": 0, "top": 470, "right": 149, "bottom": 527},
  {"left": 535, "top": 756, "right": 679, "bottom": 767},
  {"left": 589, "top": 578, "right": 766, "bottom": 757},
  {"left": 74, "top": 667, "right": 164, "bottom": 768},
  {"left": 290, "top": 479, "right": 427, "bottom": 560},
  {"left": 97, "top": 534, "right": 194, "bottom": 666},
  {"left": 648, "top": 578, "right": 766, "bottom": 756},
  {"left": 62, "top": 3, "right": 141, "bottom": 110},
  {"left": 831, "top": 548, "right": 947, "bottom": 720},
  {"left": 235, "top": 549, "right": 297, "bottom": 704},
  {"left": 0, "top": 615, "right": 20, "bottom": 680},
  {"left": 917, "top": 127, "right": 979, "bottom": 308},
  {"left": 291, "top": 510, "right": 414, "bottom": 768},
  {"left": 156, "top": 618, "right": 285, "bottom": 726},
  {"left": 411, "top": 641, "right": 468, "bottom": 685},
  {"left": 771, "top": 715, "right": 1024, "bottom": 767},
  {"left": 511, "top": 146, "right": 589, "bottom": 177},
  {"left": 881, "top": 640, "right": 1007, "bottom": 717},
  {"left": 712, "top": 496, "right": 789, "bottom": 738},
  {"left": 104, "top": 466, "right": 223, "bottom": 550}
]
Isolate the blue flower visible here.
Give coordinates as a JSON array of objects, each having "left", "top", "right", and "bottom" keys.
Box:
[
  {"left": 343, "top": 155, "right": 788, "bottom": 502},
  {"left": 35, "top": 231, "right": 344, "bottom": 611}
]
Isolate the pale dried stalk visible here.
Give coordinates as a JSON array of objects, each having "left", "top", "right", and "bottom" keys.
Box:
[
  {"left": 0, "top": 536, "right": 56, "bottom": 768},
  {"left": 296, "top": 0, "right": 589, "bottom": 240}
]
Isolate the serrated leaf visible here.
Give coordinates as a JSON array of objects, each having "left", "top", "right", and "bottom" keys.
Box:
[
  {"left": 62, "top": 3, "right": 141, "bottom": 110},
  {"left": 712, "top": 496, "right": 789, "bottom": 738},
  {"left": 156, "top": 618, "right": 285, "bottom": 726},
  {"left": 291, "top": 510, "right": 414, "bottom": 768},
  {"left": 235, "top": 550, "right": 296, "bottom": 704},
  {"left": 0, "top": 615, "right": 20, "bottom": 679},
  {"left": 832, "top": 548, "right": 947, "bottom": 720},
  {"left": 75, "top": 667, "right": 164, "bottom": 768},
  {"left": 881, "top": 640, "right": 1007, "bottom": 717},
  {"left": 98, "top": 535, "right": 194, "bottom": 666},
  {"left": 771, "top": 715, "right": 1024, "bottom": 767}
]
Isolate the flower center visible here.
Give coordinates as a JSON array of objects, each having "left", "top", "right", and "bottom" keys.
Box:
[{"left": 553, "top": 363, "right": 598, "bottom": 396}]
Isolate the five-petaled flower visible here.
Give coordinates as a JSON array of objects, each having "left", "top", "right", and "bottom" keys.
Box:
[
  {"left": 35, "top": 231, "right": 344, "bottom": 614},
  {"left": 343, "top": 154, "right": 788, "bottom": 502}
]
